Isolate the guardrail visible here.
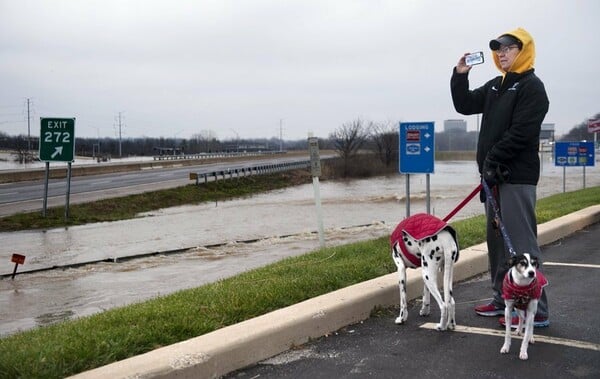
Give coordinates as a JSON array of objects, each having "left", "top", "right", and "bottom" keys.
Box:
[
  {"left": 189, "top": 160, "right": 311, "bottom": 185},
  {"left": 155, "top": 151, "right": 287, "bottom": 161}
]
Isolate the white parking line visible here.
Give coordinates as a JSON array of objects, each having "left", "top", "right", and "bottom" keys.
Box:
[
  {"left": 544, "top": 262, "right": 600, "bottom": 269},
  {"left": 419, "top": 323, "right": 600, "bottom": 351}
]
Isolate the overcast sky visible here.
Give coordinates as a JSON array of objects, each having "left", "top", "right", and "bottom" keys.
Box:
[{"left": 1, "top": 0, "right": 598, "bottom": 142}]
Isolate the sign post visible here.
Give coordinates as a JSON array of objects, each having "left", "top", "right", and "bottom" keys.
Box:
[
  {"left": 10, "top": 254, "right": 26, "bottom": 280},
  {"left": 399, "top": 122, "right": 435, "bottom": 217},
  {"left": 308, "top": 136, "right": 325, "bottom": 247},
  {"left": 554, "top": 141, "right": 595, "bottom": 192},
  {"left": 39, "top": 117, "right": 76, "bottom": 218}
]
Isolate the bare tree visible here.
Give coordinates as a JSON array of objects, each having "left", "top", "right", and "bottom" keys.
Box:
[
  {"left": 370, "top": 121, "right": 398, "bottom": 167},
  {"left": 192, "top": 130, "right": 219, "bottom": 152},
  {"left": 12, "top": 136, "right": 36, "bottom": 163},
  {"left": 329, "top": 119, "right": 371, "bottom": 176}
]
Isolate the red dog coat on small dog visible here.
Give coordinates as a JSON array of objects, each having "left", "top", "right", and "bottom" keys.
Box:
[{"left": 502, "top": 270, "right": 548, "bottom": 310}]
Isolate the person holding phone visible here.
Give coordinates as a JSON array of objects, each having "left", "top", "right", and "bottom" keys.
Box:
[{"left": 450, "top": 28, "right": 550, "bottom": 328}]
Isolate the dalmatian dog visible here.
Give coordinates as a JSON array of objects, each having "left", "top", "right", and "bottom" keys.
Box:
[
  {"left": 390, "top": 213, "right": 459, "bottom": 331},
  {"left": 501, "top": 253, "right": 548, "bottom": 360}
]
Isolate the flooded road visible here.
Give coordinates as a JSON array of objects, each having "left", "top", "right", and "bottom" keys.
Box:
[{"left": 1, "top": 160, "right": 598, "bottom": 336}]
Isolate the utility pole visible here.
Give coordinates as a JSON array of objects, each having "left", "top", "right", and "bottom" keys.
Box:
[
  {"left": 279, "top": 119, "right": 283, "bottom": 152},
  {"left": 116, "top": 112, "right": 123, "bottom": 157},
  {"left": 26, "top": 98, "right": 31, "bottom": 151}
]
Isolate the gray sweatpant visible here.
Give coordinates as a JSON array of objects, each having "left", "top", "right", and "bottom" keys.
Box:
[{"left": 485, "top": 183, "right": 549, "bottom": 317}]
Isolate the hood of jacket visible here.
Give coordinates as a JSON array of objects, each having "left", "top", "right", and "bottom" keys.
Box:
[{"left": 492, "top": 27, "right": 535, "bottom": 75}]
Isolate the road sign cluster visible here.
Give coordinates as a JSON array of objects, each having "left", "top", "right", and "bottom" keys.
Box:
[
  {"left": 554, "top": 141, "right": 595, "bottom": 167},
  {"left": 399, "top": 122, "right": 435, "bottom": 174}
]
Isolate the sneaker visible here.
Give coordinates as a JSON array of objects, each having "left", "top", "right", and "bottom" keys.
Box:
[
  {"left": 474, "top": 303, "right": 505, "bottom": 316},
  {"left": 499, "top": 315, "right": 550, "bottom": 328}
]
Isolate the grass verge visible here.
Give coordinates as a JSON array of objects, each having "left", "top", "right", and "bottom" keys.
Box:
[{"left": 0, "top": 186, "right": 598, "bottom": 378}]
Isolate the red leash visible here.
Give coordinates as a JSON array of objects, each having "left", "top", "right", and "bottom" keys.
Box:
[{"left": 442, "top": 184, "right": 482, "bottom": 222}]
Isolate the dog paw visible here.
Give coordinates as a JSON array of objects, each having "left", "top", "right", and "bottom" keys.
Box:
[
  {"left": 447, "top": 322, "right": 456, "bottom": 331},
  {"left": 500, "top": 345, "right": 510, "bottom": 354},
  {"left": 435, "top": 323, "right": 446, "bottom": 331},
  {"left": 394, "top": 316, "right": 406, "bottom": 325},
  {"left": 419, "top": 307, "right": 430, "bottom": 317},
  {"left": 519, "top": 352, "right": 529, "bottom": 360},
  {"left": 530, "top": 336, "right": 535, "bottom": 344}
]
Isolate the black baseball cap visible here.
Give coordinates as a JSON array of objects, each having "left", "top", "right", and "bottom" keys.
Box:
[{"left": 489, "top": 34, "right": 523, "bottom": 50}]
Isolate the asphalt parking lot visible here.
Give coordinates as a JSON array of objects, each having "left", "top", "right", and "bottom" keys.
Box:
[{"left": 225, "top": 222, "right": 600, "bottom": 379}]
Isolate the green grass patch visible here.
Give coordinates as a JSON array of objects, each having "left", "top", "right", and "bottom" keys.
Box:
[{"left": 0, "top": 186, "right": 598, "bottom": 378}]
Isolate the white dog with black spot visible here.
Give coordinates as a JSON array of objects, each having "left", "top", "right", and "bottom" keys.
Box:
[
  {"left": 500, "top": 253, "right": 548, "bottom": 360},
  {"left": 390, "top": 213, "right": 459, "bottom": 331}
]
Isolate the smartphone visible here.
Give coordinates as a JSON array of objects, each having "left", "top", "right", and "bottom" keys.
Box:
[{"left": 465, "top": 51, "right": 484, "bottom": 66}]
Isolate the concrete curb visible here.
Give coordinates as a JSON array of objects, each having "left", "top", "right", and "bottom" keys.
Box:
[{"left": 69, "top": 205, "right": 600, "bottom": 379}]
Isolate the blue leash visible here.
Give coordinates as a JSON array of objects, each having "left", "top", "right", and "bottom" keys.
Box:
[{"left": 481, "top": 180, "right": 516, "bottom": 257}]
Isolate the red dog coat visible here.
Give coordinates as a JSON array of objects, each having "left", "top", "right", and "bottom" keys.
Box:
[
  {"left": 502, "top": 270, "right": 548, "bottom": 310},
  {"left": 390, "top": 213, "right": 459, "bottom": 268}
]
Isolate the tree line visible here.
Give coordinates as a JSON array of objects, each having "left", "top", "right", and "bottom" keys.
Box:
[{"left": 1, "top": 113, "right": 597, "bottom": 166}]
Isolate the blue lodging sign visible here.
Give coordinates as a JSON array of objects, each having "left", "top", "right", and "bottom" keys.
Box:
[
  {"left": 399, "top": 122, "right": 435, "bottom": 173},
  {"left": 554, "top": 141, "right": 595, "bottom": 167}
]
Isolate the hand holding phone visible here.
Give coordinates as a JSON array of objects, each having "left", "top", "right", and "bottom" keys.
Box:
[{"left": 465, "top": 51, "right": 484, "bottom": 66}]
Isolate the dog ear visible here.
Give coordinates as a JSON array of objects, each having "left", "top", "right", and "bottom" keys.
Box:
[
  {"left": 530, "top": 255, "right": 539, "bottom": 268},
  {"left": 508, "top": 256, "right": 517, "bottom": 267}
]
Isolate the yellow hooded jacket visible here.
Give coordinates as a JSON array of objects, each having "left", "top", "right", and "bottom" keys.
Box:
[{"left": 492, "top": 27, "right": 536, "bottom": 75}]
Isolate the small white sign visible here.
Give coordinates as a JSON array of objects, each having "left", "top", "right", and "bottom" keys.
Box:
[{"left": 308, "top": 137, "right": 321, "bottom": 177}]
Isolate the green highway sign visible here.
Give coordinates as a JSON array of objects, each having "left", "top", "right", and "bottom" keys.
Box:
[{"left": 39, "top": 118, "right": 76, "bottom": 162}]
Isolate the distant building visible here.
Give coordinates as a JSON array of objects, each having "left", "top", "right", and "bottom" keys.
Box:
[
  {"left": 540, "top": 123, "right": 555, "bottom": 142},
  {"left": 223, "top": 143, "right": 270, "bottom": 152},
  {"left": 437, "top": 119, "right": 476, "bottom": 151},
  {"left": 444, "top": 119, "right": 467, "bottom": 132},
  {"left": 539, "top": 123, "right": 555, "bottom": 153},
  {"left": 153, "top": 147, "right": 182, "bottom": 156}
]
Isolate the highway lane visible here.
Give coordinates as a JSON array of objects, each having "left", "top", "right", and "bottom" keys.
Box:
[{"left": 0, "top": 154, "right": 315, "bottom": 216}]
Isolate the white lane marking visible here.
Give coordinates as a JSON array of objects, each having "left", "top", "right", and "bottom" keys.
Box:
[
  {"left": 544, "top": 262, "right": 600, "bottom": 269},
  {"left": 419, "top": 323, "right": 600, "bottom": 351},
  {"left": 0, "top": 192, "right": 18, "bottom": 197}
]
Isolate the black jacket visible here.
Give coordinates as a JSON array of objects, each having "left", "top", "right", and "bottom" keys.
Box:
[{"left": 450, "top": 68, "right": 549, "bottom": 185}]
